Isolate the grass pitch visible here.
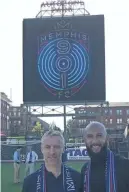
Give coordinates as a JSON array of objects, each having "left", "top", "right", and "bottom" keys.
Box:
[{"left": 1, "top": 161, "right": 84, "bottom": 192}]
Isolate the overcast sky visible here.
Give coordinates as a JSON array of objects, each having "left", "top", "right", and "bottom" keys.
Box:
[{"left": 0, "top": 0, "right": 129, "bottom": 129}]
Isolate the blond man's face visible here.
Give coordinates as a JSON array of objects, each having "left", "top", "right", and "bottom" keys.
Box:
[{"left": 41, "top": 136, "right": 64, "bottom": 165}]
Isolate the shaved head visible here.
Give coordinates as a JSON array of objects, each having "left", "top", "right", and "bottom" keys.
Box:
[
  {"left": 84, "top": 121, "right": 108, "bottom": 155},
  {"left": 84, "top": 121, "right": 107, "bottom": 137}
]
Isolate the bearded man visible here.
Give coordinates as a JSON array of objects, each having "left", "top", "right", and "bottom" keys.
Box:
[{"left": 81, "top": 121, "right": 129, "bottom": 192}]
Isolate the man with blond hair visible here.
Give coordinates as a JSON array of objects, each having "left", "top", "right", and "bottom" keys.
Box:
[{"left": 22, "top": 130, "right": 81, "bottom": 192}]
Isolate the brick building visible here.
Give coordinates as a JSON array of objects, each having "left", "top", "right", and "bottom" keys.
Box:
[
  {"left": 8, "top": 105, "right": 27, "bottom": 136},
  {"left": 71, "top": 102, "right": 129, "bottom": 137},
  {"left": 0, "top": 92, "right": 11, "bottom": 135},
  {"left": 8, "top": 105, "right": 49, "bottom": 136},
  {"left": 70, "top": 102, "right": 129, "bottom": 158}
]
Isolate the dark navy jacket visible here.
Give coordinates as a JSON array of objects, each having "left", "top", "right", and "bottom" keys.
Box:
[
  {"left": 22, "top": 165, "right": 81, "bottom": 192},
  {"left": 81, "top": 155, "right": 129, "bottom": 192}
]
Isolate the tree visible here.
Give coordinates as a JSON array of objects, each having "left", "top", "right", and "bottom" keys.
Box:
[
  {"left": 49, "top": 121, "right": 56, "bottom": 130},
  {"left": 32, "top": 121, "right": 43, "bottom": 137},
  {"left": 66, "top": 119, "right": 74, "bottom": 139},
  {"left": 49, "top": 121, "right": 62, "bottom": 132}
]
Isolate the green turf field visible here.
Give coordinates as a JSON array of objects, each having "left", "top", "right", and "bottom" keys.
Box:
[{"left": 1, "top": 162, "right": 84, "bottom": 192}]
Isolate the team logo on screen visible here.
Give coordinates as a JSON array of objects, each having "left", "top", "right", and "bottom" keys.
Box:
[{"left": 38, "top": 20, "right": 90, "bottom": 98}]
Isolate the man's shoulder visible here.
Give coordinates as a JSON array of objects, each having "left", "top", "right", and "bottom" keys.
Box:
[
  {"left": 66, "top": 165, "right": 81, "bottom": 177},
  {"left": 22, "top": 170, "right": 40, "bottom": 192},
  {"left": 24, "top": 169, "right": 39, "bottom": 183},
  {"left": 114, "top": 154, "right": 129, "bottom": 179},
  {"left": 81, "top": 162, "right": 89, "bottom": 173},
  {"left": 115, "top": 154, "right": 129, "bottom": 165}
]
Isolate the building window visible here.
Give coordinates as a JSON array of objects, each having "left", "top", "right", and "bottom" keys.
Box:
[
  {"left": 80, "top": 128, "right": 84, "bottom": 135},
  {"left": 120, "top": 118, "right": 122, "bottom": 123},
  {"left": 116, "top": 109, "right": 122, "bottom": 115},
  {"left": 105, "top": 119, "right": 108, "bottom": 124},
  {"left": 117, "top": 118, "right": 122, "bottom": 124},
  {"left": 7, "top": 121, "right": 9, "bottom": 130},
  {"left": 83, "top": 120, "right": 87, "bottom": 124},
  {"left": 105, "top": 109, "right": 108, "bottom": 114},
  {"left": 109, "top": 109, "right": 112, "bottom": 115},
  {"left": 79, "top": 120, "right": 83, "bottom": 125},
  {"left": 126, "top": 109, "right": 129, "bottom": 115},
  {"left": 117, "top": 125, "right": 122, "bottom": 129},
  {"left": 13, "top": 108, "right": 17, "bottom": 112},
  {"left": 110, "top": 119, "right": 113, "bottom": 124},
  {"left": 79, "top": 110, "right": 86, "bottom": 114},
  {"left": 13, "top": 112, "right": 16, "bottom": 116}
]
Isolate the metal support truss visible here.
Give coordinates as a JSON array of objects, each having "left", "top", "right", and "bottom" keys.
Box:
[{"left": 22, "top": 102, "right": 109, "bottom": 141}]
